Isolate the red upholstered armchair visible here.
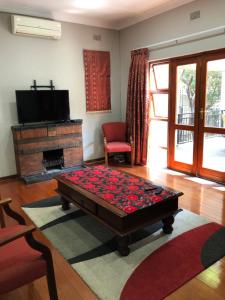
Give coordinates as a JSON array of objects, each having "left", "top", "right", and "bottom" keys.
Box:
[
  {"left": 102, "top": 122, "right": 134, "bottom": 167},
  {"left": 0, "top": 196, "right": 58, "bottom": 300}
]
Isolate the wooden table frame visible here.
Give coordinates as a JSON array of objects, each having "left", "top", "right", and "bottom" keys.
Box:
[{"left": 55, "top": 174, "right": 183, "bottom": 256}]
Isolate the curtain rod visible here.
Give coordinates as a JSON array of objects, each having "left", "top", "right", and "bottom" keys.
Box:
[{"left": 132, "top": 25, "right": 225, "bottom": 51}]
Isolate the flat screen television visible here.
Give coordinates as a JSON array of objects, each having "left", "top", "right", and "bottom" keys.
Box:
[{"left": 16, "top": 90, "right": 70, "bottom": 124}]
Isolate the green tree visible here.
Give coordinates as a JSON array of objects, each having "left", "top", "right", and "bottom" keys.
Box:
[
  {"left": 206, "top": 71, "right": 222, "bottom": 110},
  {"left": 180, "top": 69, "right": 195, "bottom": 112},
  {"left": 180, "top": 69, "right": 222, "bottom": 111}
]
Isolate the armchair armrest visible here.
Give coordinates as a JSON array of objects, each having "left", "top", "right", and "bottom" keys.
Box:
[
  {"left": 0, "top": 198, "right": 12, "bottom": 207},
  {"left": 0, "top": 196, "right": 25, "bottom": 226},
  {"left": 0, "top": 224, "right": 36, "bottom": 247},
  {"left": 0, "top": 198, "right": 12, "bottom": 228},
  {"left": 103, "top": 136, "right": 107, "bottom": 146}
]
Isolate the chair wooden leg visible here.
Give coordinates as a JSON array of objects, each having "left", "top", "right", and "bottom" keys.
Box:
[
  {"left": 105, "top": 151, "right": 108, "bottom": 166},
  {"left": 0, "top": 206, "right": 5, "bottom": 228},
  {"left": 130, "top": 151, "right": 134, "bottom": 168},
  {"left": 46, "top": 264, "right": 58, "bottom": 300}
]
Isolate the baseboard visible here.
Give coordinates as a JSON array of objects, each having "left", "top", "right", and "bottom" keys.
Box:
[
  {"left": 84, "top": 156, "right": 133, "bottom": 167},
  {"left": 84, "top": 157, "right": 105, "bottom": 166},
  {"left": 0, "top": 174, "right": 18, "bottom": 183}
]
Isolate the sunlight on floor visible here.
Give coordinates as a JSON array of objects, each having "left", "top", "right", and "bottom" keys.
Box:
[
  {"left": 184, "top": 177, "right": 215, "bottom": 185},
  {"left": 213, "top": 186, "right": 225, "bottom": 191},
  {"left": 161, "top": 169, "right": 184, "bottom": 176}
]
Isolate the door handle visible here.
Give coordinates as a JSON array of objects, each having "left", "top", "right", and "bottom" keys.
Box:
[{"left": 199, "top": 108, "right": 205, "bottom": 120}]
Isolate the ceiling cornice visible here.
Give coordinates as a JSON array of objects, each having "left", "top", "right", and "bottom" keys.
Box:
[{"left": 0, "top": 0, "right": 195, "bottom": 31}]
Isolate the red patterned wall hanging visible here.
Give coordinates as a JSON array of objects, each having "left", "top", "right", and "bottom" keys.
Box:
[{"left": 83, "top": 50, "right": 111, "bottom": 112}]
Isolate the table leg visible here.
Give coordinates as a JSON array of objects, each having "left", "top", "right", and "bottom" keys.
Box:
[
  {"left": 162, "top": 215, "right": 175, "bottom": 234},
  {"left": 0, "top": 206, "right": 5, "bottom": 228},
  {"left": 61, "top": 197, "right": 70, "bottom": 211},
  {"left": 117, "top": 235, "right": 130, "bottom": 256}
]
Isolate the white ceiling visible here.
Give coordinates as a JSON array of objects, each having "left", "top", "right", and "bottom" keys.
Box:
[{"left": 0, "top": 0, "right": 196, "bottom": 30}]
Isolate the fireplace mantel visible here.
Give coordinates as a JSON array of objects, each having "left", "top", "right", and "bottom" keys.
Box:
[{"left": 11, "top": 120, "right": 83, "bottom": 183}]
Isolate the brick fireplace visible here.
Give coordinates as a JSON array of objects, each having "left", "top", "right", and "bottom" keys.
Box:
[{"left": 11, "top": 120, "right": 83, "bottom": 183}]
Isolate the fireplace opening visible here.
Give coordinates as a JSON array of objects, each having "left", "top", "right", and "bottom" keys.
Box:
[{"left": 43, "top": 149, "right": 64, "bottom": 170}]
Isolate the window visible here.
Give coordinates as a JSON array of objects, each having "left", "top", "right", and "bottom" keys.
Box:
[
  {"left": 150, "top": 63, "right": 169, "bottom": 119},
  {"left": 148, "top": 63, "right": 170, "bottom": 168}
]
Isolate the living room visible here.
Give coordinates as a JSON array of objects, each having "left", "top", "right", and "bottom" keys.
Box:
[{"left": 0, "top": 0, "right": 225, "bottom": 299}]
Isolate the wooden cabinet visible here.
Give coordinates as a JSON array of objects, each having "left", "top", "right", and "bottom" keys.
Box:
[{"left": 12, "top": 120, "right": 83, "bottom": 183}]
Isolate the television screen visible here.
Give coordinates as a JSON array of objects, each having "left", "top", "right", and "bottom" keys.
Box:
[{"left": 16, "top": 90, "right": 70, "bottom": 124}]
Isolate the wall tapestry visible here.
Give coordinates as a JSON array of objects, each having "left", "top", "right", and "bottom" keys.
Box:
[{"left": 83, "top": 50, "right": 111, "bottom": 112}]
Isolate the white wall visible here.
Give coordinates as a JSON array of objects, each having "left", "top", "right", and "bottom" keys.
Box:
[
  {"left": 120, "top": 0, "right": 225, "bottom": 118},
  {"left": 3, "top": 0, "right": 225, "bottom": 177},
  {"left": 0, "top": 12, "right": 121, "bottom": 177}
]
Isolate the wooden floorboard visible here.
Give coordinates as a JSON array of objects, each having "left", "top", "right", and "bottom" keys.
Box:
[{"left": 0, "top": 165, "right": 225, "bottom": 300}]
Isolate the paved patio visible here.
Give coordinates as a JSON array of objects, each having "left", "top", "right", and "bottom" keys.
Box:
[{"left": 175, "top": 136, "right": 225, "bottom": 172}]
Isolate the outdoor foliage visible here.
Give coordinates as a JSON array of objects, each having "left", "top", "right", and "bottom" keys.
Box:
[
  {"left": 206, "top": 71, "right": 222, "bottom": 110},
  {"left": 180, "top": 69, "right": 222, "bottom": 112}
]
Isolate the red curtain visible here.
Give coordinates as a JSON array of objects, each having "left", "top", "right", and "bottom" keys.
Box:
[{"left": 126, "top": 48, "right": 149, "bottom": 165}]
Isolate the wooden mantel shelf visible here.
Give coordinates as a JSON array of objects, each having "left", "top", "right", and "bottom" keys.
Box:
[{"left": 11, "top": 119, "right": 82, "bottom": 130}]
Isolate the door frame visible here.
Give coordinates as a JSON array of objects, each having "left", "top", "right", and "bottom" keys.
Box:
[
  {"left": 197, "top": 51, "right": 225, "bottom": 182},
  {"left": 149, "top": 47, "right": 225, "bottom": 183},
  {"left": 168, "top": 56, "right": 202, "bottom": 175}
]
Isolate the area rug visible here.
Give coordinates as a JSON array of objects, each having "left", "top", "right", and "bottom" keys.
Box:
[{"left": 22, "top": 196, "right": 225, "bottom": 300}]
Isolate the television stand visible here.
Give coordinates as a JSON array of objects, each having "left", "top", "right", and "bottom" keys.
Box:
[{"left": 11, "top": 120, "right": 83, "bottom": 183}]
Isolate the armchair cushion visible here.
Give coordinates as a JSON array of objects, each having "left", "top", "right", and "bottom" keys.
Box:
[
  {"left": 0, "top": 224, "right": 46, "bottom": 294},
  {"left": 105, "top": 142, "right": 132, "bottom": 153}
]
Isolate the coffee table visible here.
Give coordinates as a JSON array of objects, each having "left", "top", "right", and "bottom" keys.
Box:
[{"left": 55, "top": 166, "right": 183, "bottom": 256}]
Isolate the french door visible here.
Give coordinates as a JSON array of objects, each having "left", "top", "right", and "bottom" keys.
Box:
[{"left": 169, "top": 51, "right": 225, "bottom": 183}]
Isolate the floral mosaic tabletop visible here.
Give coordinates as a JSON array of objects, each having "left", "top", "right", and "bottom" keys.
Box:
[{"left": 62, "top": 165, "right": 182, "bottom": 214}]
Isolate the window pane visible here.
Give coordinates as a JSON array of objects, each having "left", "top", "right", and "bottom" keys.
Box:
[
  {"left": 152, "top": 94, "right": 168, "bottom": 117},
  {"left": 176, "top": 64, "right": 196, "bottom": 125},
  {"left": 202, "top": 133, "right": 225, "bottom": 171},
  {"left": 148, "top": 120, "right": 167, "bottom": 168},
  {"left": 175, "top": 130, "right": 193, "bottom": 164},
  {"left": 150, "top": 120, "right": 168, "bottom": 148},
  {"left": 205, "top": 59, "right": 225, "bottom": 128},
  {"left": 153, "top": 64, "right": 169, "bottom": 89}
]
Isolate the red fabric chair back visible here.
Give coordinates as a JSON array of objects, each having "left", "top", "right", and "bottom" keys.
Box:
[
  {"left": 0, "top": 196, "right": 58, "bottom": 300},
  {"left": 0, "top": 225, "right": 46, "bottom": 294},
  {"left": 102, "top": 122, "right": 127, "bottom": 142}
]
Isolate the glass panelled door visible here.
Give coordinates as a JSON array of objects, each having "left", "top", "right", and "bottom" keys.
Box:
[
  {"left": 168, "top": 59, "right": 201, "bottom": 174},
  {"left": 198, "top": 57, "right": 225, "bottom": 182},
  {"left": 169, "top": 54, "right": 225, "bottom": 183}
]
